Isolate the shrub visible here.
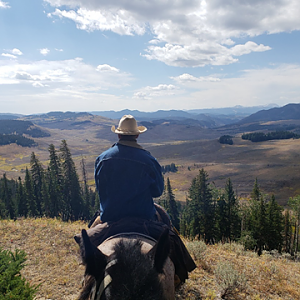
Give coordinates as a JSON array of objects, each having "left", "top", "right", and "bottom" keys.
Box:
[
  {"left": 215, "top": 261, "right": 247, "bottom": 299},
  {"left": 186, "top": 240, "right": 207, "bottom": 260},
  {"left": 0, "top": 248, "right": 38, "bottom": 299}
]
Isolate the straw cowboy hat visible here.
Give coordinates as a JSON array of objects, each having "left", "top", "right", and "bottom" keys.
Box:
[{"left": 111, "top": 115, "right": 147, "bottom": 135}]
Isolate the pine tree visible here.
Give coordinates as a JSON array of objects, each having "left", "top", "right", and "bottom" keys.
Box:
[
  {"left": 80, "top": 156, "right": 92, "bottom": 220},
  {"left": 265, "top": 194, "right": 284, "bottom": 252},
  {"left": 224, "top": 178, "right": 241, "bottom": 241},
  {"left": 16, "top": 177, "right": 27, "bottom": 217},
  {"left": 249, "top": 179, "right": 267, "bottom": 255},
  {"left": 283, "top": 209, "right": 292, "bottom": 254},
  {"left": 184, "top": 169, "right": 214, "bottom": 242},
  {"left": 30, "top": 152, "right": 45, "bottom": 216},
  {"left": 47, "top": 144, "right": 63, "bottom": 218},
  {"left": 60, "top": 140, "right": 83, "bottom": 220},
  {"left": 24, "top": 168, "right": 38, "bottom": 217},
  {"left": 163, "top": 178, "right": 180, "bottom": 230},
  {"left": 0, "top": 173, "right": 15, "bottom": 219}
]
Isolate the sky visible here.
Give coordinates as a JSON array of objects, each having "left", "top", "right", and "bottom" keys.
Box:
[{"left": 0, "top": 0, "right": 300, "bottom": 114}]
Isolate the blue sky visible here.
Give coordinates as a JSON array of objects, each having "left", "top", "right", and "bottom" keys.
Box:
[{"left": 1, "top": 0, "right": 300, "bottom": 114}]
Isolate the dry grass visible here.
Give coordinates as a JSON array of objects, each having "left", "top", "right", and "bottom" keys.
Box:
[
  {"left": 1, "top": 218, "right": 300, "bottom": 300},
  {"left": 0, "top": 218, "right": 86, "bottom": 300}
]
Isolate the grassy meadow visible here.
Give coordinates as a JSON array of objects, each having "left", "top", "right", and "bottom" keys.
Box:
[{"left": 1, "top": 218, "right": 300, "bottom": 300}]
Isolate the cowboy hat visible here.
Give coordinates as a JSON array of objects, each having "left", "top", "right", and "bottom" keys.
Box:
[{"left": 111, "top": 115, "right": 147, "bottom": 135}]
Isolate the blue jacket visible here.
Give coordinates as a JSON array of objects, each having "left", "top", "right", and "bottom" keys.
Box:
[{"left": 95, "top": 141, "right": 164, "bottom": 222}]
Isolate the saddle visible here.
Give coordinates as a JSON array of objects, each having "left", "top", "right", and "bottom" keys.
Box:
[{"left": 74, "top": 217, "right": 196, "bottom": 283}]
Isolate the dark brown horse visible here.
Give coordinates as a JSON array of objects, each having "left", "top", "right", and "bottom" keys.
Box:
[{"left": 78, "top": 228, "right": 175, "bottom": 300}]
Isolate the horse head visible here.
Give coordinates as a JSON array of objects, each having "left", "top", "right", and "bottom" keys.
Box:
[{"left": 79, "top": 229, "right": 174, "bottom": 300}]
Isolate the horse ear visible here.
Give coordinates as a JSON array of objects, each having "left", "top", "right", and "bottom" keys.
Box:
[
  {"left": 81, "top": 229, "right": 107, "bottom": 278},
  {"left": 148, "top": 228, "right": 170, "bottom": 273}
]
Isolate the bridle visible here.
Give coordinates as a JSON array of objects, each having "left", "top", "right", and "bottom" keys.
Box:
[{"left": 90, "top": 259, "right": 117, "bottom": 300}]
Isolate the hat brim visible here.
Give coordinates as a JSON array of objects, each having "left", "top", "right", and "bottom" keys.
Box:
[{"left": 111, "top": 125, "right": 147, "bottom": 135}]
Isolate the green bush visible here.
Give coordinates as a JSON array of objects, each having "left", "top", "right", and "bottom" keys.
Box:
[
  {"left": 215, "top": 261, "right": 247, "bottom": 299},
  {"left": 186, "top": 240, "right": 207, "bottom": 260},
  {"left": 0, "top": 248, "right": 38, "bottom": 299}
]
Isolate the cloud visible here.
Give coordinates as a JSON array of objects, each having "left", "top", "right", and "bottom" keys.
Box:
[
  {"left": 171, "top": 73, "right": 221, "bottom": 85},
  {"left": 44, "top": 1, "right": 300, "bottom": 67},
  {"left": 133, "top": 84, "right": 180, "bottom": 100},
  {"left": 0, "top": 58, "right": 132, "bottom": 90},
  {"left": 184, "top": 64, "right": 300, "bottom": 109},
  {"left": 40, "top": 48, "right": 50, "bottom": 56},
  {"left": 50, "top": 8, "right": 145, "bottom": 35},
  {"left": 11, "top": 48, "right": 23, "bottom": 56},
  {"left": 1, "top": 53, "right": 17, "bottom": 59},
  {"left": 0, "top": 1, "right": 10, "bottom": 9},
  {"left": 96, "top": 64, "right": 119, "bottom": 72}
]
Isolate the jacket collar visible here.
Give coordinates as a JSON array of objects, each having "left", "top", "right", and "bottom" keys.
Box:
[{"left": 117, "top": 139, "right": 144, "bottom": 149}]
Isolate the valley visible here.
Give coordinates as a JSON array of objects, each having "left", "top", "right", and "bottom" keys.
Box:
[{"left": 1, "top": 107, "right": 300, "bottom": 206}]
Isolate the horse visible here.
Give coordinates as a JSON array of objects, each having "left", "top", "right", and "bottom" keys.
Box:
[{"left": 78, "top": 228, "right": 175, "bottom": 300}]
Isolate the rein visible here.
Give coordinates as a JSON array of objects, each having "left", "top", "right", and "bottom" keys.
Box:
[{"left": 91, "top": 259, "right": 117, "bottom": 300}]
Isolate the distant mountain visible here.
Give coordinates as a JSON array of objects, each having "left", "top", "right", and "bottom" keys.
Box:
[
  {"left": 237, "top": 103, "right": 300, "bottom": 124},
  {"left": 186, "top": 103, "right": 278, "bottom": 116},
  {"left": 217, "top": 103, "right": 300, "bottom": 135},
  {"left": 0, "top": 113, "right": 23, "bottom": 120},
  {"left": 90, "top": 104, "right": 278, "bottom": 120}
]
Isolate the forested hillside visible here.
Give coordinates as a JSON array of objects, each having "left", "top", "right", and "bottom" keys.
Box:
[{"left": 0, "top": 120, "right": 50, "bottom": 147}]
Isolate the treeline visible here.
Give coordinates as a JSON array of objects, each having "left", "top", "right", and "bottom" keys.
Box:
[
  {"left": 0, "top": 120, "right": 50, "bottom": 137},
  {"left": 219, "top": 135, "right": 233, "bottom": 145},
  {"left": 161, "top": 163, "right": 178, "bottom": 174},
  {"left": 242, "top": 131, "right": 300, "bottom": 142},
  {"left": 0, "top": 140, "right": 98, "bottom": 221},
  {"left": 0, "top": 134, "right": 36, "bottom": 147},
  {"left": 159, "top": 170, "right": 300, "bottom": 256}
]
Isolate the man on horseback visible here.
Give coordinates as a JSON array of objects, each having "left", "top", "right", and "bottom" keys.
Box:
[
  {"left": 77, "top": 115, "right": 196, "bottom": 295},
  {"left": 94, "top": 115, "right": 164, "bottom": 223}
]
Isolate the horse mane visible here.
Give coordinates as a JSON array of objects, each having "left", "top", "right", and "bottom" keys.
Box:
[
  {"left": 106, "top": 239, "right": 165, "bottom": 300},
  {"left": 79, "top": 236, "right": 168, "bottom": 300}
]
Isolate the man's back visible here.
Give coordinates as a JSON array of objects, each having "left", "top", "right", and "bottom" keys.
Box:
[{"left": 95, "top": 142, "right": 164, "bottom": 222}]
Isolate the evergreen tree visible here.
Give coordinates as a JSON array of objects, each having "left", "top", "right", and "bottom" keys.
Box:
[
  {"left": 24, "top": 168, "right": 38, "bottom": 217},
  {"left": 283, "top": 209, "right": 292, "bottom": 254},
  {"left": 249, "top": 179, "right": 267, "bottom": 255},
  {"left": 47, "top": 144, "right": 63, "bottom": 218},
  {"left": 162, "top": 178, "right": 180, "bottom": 230},
  {"left": 16, "top": 177, "right": 27, "bottom": 217},
  {"left": 60, "top": 140, "right": 83, "bottom": 220},
  {"left": 183, "top": 169, "right": 214, "bottom": 242},
  {"left": 265, "top": 194, "right": 284, "bottom": 252},
  {"left": 30, "top": 152, "right": 45, "bottom": 216},
  {"left": 1, "top": 173, "right": 15, "bottom": 219},
  {"left": 81, "top": 156, "right": 92, "bottom": 220},
  {"left": 0, "top": 248, "right": 38, "bottom": 299},
  {"left": 216, "top": 193, "right": 228, "bottom": 241},
  {"left": 224, "top": 178, "right": 241, "bottom": 241}
]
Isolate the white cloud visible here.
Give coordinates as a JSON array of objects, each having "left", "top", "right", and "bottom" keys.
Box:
[
  {"left": 40, "top": 48, "right": 50, "bottom": 56},
  {"left": 11, "top": 48, "right": 23, "bottom": 56},
  {"left": 0, "top": 1, "right": 10, "bottom": 9},
  {"left": 133, "top": 84, "right": 180, "bottom": 100},
  {"left": 0, "top": 58, "right": 132, "bottom": 90},
  {"left": 43, "top": 0, "right": 299, "bottom": 67},
  {"left": 51, "top": 8, "right": 145, "bottom": 35},
  {"left": 171, "top": 73, "right": 220, "bottom": 85},
  {"left": 0, "top": 57, "right": 134, "bottom": 113},
  {"left": 96, "top": 64, "right": 119, "bottom": 72},
  {"left": 1, "top": 53, "right": 17, "bottom": 59},
  {"left": 184, "top": 64, "right": 300, "bottom": 109}
]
